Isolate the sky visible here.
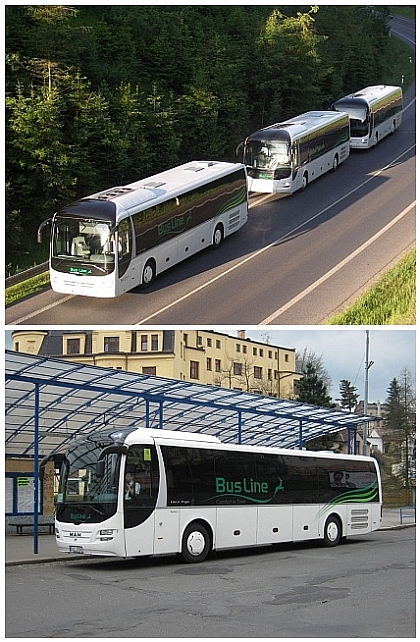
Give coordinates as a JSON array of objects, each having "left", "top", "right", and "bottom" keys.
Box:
[
  {"left": 219, "top": 327, "right": 416, "bottom": 404},
  {"left": 5, "top": 327, "right": 415, "bottom": 405}
]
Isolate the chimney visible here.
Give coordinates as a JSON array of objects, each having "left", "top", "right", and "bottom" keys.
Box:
[{"left": 237, "top": 330, "right": 246, "bottom": 340}]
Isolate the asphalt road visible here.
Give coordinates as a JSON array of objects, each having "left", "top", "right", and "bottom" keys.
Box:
[
  {"left": 5, "top": 528, "right": 415, "bottom": 638},
  {"left": 6, "top": 17, "right": 415, "bottom": 326}
]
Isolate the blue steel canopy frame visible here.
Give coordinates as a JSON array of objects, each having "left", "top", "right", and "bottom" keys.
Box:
[
  {"left": 6, "top": 350, "right": 376, "bottom": 457},
  {"left": 6, "top": 350, "right": 376, "bottom": 553}
]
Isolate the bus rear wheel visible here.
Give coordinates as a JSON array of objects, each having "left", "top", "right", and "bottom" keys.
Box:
[
  {"left": 181, "top": 522, "right": 211, "bottom": 563},
  {"left": 323, "top": 515, "right": 342, "bottom": 547}
]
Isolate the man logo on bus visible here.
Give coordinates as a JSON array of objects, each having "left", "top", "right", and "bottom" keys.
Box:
[{"left": 214, "top": 476, "right": 284, "bottom": 503}]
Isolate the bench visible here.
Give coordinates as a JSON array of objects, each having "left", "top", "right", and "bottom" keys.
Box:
[{"left": 9, "top": 520, "right": 55, "bottom": 535}]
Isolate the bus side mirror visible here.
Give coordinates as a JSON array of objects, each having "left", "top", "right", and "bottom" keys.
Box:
[
  {"left": 235, "top": 142, "right": 244, "bottom": 158},
  {"left": 96, "top": 460, "right": 105, "bottom": 478},
  {"left": 96, "top": 443, "right": 128, "bottom": 477},
  {"left": 37, "top": 219, "right": 51, "bottom": 244}
]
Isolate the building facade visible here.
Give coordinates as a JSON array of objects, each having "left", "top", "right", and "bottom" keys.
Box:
[{"left": 11, "top": 329, "right": 301, "bottom": 399}]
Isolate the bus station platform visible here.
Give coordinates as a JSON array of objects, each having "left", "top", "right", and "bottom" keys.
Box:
[{"left": 5, "top": 508, "right": 415, "bottom": 566}]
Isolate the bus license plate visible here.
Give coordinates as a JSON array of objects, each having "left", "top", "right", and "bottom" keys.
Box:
[{"left": 69, "top": 546, "right": 83, "bottom": 554}]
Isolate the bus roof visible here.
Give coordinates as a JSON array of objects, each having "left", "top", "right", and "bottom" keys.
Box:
[
  {"left": 246, "top": 111, "right": 348, "bottom": 142},
  {"left": 59, "top": 161, "right": 245, "bottom": 224},
  {"left": 333, "top": 85, "right": 402, "bottom": 108},
  {"left": 119, "top": 427, "right": 375, "bottom": 463}
]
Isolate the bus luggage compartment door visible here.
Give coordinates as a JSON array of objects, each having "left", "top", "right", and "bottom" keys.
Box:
[{"left": 215, "top": 506, "right": 257, "bottom": 550}]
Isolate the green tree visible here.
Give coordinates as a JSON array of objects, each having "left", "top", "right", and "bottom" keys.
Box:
[
  {"left": 338, "top": 379, "right": 359, "bottom": 412},
  {"left": 384, "top": 372, "right": 416, "bottom": 490},
  {"left": 255, "top": 6, "right": 327, "bottom": 125},
  {"left": 296, "top": 362, "right": 335, "bottom": 408}
]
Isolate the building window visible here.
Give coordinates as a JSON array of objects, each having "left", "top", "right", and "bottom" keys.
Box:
[
  {"left": 141, "top": 335, "right": 148, "bottom": 351},
  {"left": 234, "top": 362, "right": 243, "bottom": 376},
  {"left": 242, "top": 345, "right": 247, "bottom": 354},
  {"left": 207, "top": 338, "right": 212, "bottom": 347},
  {"left": 259, "top": 349, "right": 264, "bottom": 357},
  {"left": 268, "top": 369, "right": 272, "bottom": 380},
  {"left": 151, "top": 334, "right": 159, "bottom": 351},
  {"left": 215, "top": 359, "right": 221, "bottom": 372},
  {"left": 254, "top": 366, "right": 263, "bottom": 379},
  {"left": 66, "top": 338, "right": 81, "bottom": 355},
  {"left": 142, "top": 366, "right": 156, "bottom": 375},
  {"left": 14, "top": 342, "right": 19, "bottom": 351},
  {"left": 253, "top": 347, "right": 257, "bottom": 356},
  {"left": 104, "top": 337, "right": 119, "bottom": 353},
  {"left": 236, "top": 344, "right": 240, "bottom": 353},
  {"left": 190, "top": 361, "right": 199, "bottom": 379},
  {"left": 268, "top": 350, "right": 272, "bottom": 359},
  {"left": 197, "top": 336, "right": 203, "bottom": 347},
  {"left": 216, "top": 340, "right": 221, "bottom": 349},
  {"left": 285, "top": 353, "right": 289, "bottom": 363},
  {"left": 206, "top": 357, "right": 212, "bottom": 371}
]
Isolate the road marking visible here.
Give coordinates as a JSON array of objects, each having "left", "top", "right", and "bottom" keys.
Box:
[
  {"left": 135, "top": 145, "right": 415, "bottom": 324},
  {"left": 260, "top": 201, "right": 415, "bottom": 324},
  {"left": 8, "top": 295, "right": 75, "bottom": 325}
]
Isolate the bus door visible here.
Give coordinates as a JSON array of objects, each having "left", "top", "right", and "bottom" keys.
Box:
[
  {"left": 123, "top": 445, "right": 159, "bottom": 557},
  {"left": 291, "top": 142, "right": 300, "bottom": 184},
  {"left": 116, "top": 218, "right": 135, "bottom": 293}
]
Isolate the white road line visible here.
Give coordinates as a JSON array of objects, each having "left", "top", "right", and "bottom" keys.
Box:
[
  {"left": 259, "top": 201, "right": 415, "bottom": 324},
  {"left": 8, "top": 295, "right": 75, "bottom": 325}
]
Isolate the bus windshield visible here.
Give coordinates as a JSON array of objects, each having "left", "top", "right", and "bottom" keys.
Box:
[
  {"left": 244, "top": 141, "right": 291, "bottom": 176},
  {"left": 56, "top": 441, "right": 122, "bottom": 524},
  {"left": 52, "top": 217, "right": 116, "bottom": 270}
]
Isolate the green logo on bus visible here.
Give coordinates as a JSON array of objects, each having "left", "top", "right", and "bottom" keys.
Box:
[
  {"left": 214, "top": 476, "right": 284, "bottom": 504},
  {"left": 158, "top": 212, "right": 193, "bottom": 239},
  {"left": 69, "top": 267, "right": 93, "bottom": 275}
]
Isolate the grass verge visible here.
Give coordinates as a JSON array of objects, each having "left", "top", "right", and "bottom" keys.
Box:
[
  {"left": 328, "top": 249, "right": 416, "bottom": 325},
  {"left": 6, "top": 272, "right": 50, "bottom": 306}
]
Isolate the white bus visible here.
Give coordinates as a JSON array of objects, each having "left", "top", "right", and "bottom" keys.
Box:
[
  {"left": 46, "top": 427, "right": 382, "bottom": 563},
  {"left": 37, "top": 161, "right": 248, "bottom": 298},
  {"left": 331, "top": 85, "right": 403, "bottom": 149},
  {"left": 241, "top": 111, "right": 350, "bottom": 194}
]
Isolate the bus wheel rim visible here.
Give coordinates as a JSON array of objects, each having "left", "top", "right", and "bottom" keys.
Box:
[
  {"left": 327, "top": 521, "right": 339, "bottom": 541},
  {"left": 143, "top": 265, "right": 154, "bottom": 284},
  {"left": 187, "top": 531, "right": 206, "bottom": 556}
]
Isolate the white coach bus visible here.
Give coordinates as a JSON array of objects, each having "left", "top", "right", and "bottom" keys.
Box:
[
  {"left": 37, "top": 161, "right": 248, "bottom": 298},
  {"left": 45, "top": 428, "right": 382, "bottom": 563},
  {"left": 241, "top": 111, "right": 350, "bottom": 194},
  {"left": 331, "top": 85, "right": 403, "bottom": 149}
]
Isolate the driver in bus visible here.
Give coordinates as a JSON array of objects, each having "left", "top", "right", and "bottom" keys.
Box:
[{"left": 125, "top": 472, "right": 141, "bottom": 499}]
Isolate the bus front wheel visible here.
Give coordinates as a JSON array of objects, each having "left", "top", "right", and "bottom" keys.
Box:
[
  {"left": 142, "top": 259, "right": 156, "bottom": 287},
  {"left": 300, "top": 173, "right": 308, "bottom": 191},
  {"left": 212, "top": 224, "right": 224, "bottom": 249},
  {"left": 181, "top": 522, "right": 211, "bottom": 563},
  {"left": 323, "top": 515, "right": 342, "bottom": 547}
]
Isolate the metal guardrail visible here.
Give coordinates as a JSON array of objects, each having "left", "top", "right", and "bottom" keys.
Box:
[{"left": 5, "top": 262, "right": 49, "bottom": 289}]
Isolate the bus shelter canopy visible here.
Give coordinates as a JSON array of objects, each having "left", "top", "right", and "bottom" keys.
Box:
[{"left": 5, "top": 350, "right": 377, "bottom": 458}]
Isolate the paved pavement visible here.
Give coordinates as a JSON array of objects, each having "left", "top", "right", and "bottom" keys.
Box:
[{"left": 5, "top": 508, "right": 415, "bottom": 566}]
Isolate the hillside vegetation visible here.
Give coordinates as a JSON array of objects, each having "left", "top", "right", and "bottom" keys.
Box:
[{"left": 6, "top": 6, "right": 414, "bottom": 274}]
